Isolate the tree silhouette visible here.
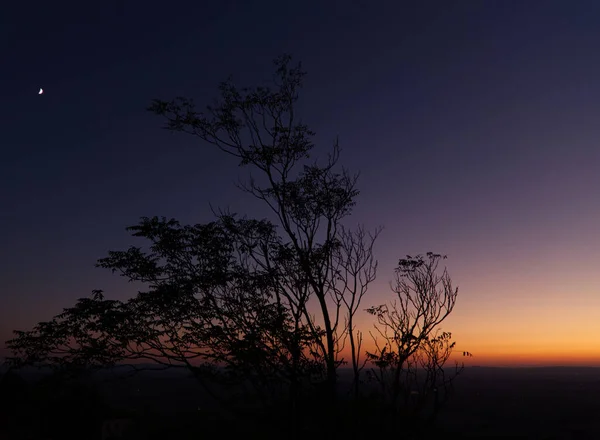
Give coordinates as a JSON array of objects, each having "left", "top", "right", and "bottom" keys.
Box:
[
  {"left": 329, "top": 224, "right": 381, "bottom": 399},
  {"left": 365, "top": 252, "right": 469, "bottom": 435},
  {"left": 4, "top": 56, "right": 465, "bottom": 436},
  {"left": 147, "top": 54, "right": 380, "bottom": 408}
]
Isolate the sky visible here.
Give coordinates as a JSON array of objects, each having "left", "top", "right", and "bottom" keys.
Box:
[{"left": 3, "top": 0, "right": 600, "bottom": 367}]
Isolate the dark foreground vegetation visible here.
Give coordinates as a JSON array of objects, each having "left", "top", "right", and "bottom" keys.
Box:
[
  {"left": 0, "top": 366, "right": 458, "bottom": 439},
  {"left": 3, "top": 366, "right": 600, "bottom": 439}
]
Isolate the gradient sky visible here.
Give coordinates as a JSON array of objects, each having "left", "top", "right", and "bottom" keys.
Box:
[{"left": 3, "top": 0, "right": 600, "bottom": 366}]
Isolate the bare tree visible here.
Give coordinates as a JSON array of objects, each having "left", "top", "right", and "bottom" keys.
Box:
[
  {"left": 329, "top": 224, "right": 381, "bottom": 398},
  {"left": 365, "top": 252, "right": 464, "bottom": 433}
]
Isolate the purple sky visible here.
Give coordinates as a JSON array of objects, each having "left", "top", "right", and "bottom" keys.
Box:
[{"left": 3, "top": 0, "right": 600, "bottom": 364}]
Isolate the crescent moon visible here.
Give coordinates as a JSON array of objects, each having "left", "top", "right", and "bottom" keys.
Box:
[{"left": 38, "top": 88, "right": 44, "bottom": 95}]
